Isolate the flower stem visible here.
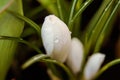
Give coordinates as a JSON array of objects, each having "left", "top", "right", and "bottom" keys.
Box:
[
  {"left": 94, "top": 58, "right": 120, "bottom": 79},
  {"left": 0, "top": 36, "right": 42, "bottom": 54},
  {"left": 84, "top": 0, "right": 114, "bottom": 56},
  {"left": 68, "top": 0, "right": 78, "bottom": 27},
  {"left": 7, "top": 10, "right": 41, "bottom": 37},
  {"left": 94, "top": 0, "right": 120, "bottom": 52},
  {"left": 57, "top": 0, "right": 64, "bottom": 21},
  {"left": 68, "top": 0, "right": 93, "bottom": 31},
  {"left": 42, "top": 59, "right": 75, "bottom": 80}
]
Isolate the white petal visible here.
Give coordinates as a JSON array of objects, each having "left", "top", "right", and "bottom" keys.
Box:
[
  {"left": 66, "top": 38, "right": 84, "bottom": 74},
  {"left": 84, "top": 53, "right": 105, "bottom": 80},
  {"left": 41, "top": 15, "right": 71, "bottom": 62}
]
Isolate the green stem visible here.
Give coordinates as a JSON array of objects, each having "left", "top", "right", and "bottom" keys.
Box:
[
  {"left": 84, "top": 0, "right": 112, "bottom": 45},
  {"left": 57, "top": 0, "right": 64, "bottom": 21},
  {"left": 68, "top": 0, "right": 93, "bottom": 30},
  {"left": 68, "top": 0, "right": 78, "bottom": 27},
  {"left": 78, "top": 1, "right": 114, "bottom": 79},
  {"left": 0, "top": 36, "right": 42, "bottom": 54},
  {"left": 22, "top": 54, "right": 48, "bottom": 69},
  {"left": 26, "top": 6, "right": 44, "bottom": 18},
  {"left": 42, "top": 59, "right": 75, "bottom": 80},
  {"left": 7, "top": 10, "right": 41, "bottom": 37},
  {"left": 22, "top": 54, "right": 75, "bottom": 80},
  {"left": 94, "top": 0, "right": 120, "bottom": 52},
  {"left": 77, "top": 53, "right": 87, "bottom": 80},
  {"left": 84, "top": 0, "right": 114, "bottom": 55},
  {"left": 72, "top": 0, "right": 93, "bottom": 22},
  {"left": 94, "top": 58, "right": 120, "bottom": 79}
]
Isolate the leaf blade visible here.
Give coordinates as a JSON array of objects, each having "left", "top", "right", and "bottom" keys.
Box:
[{"left": 0, "top": 0, "right": 24, "bottom": 79}]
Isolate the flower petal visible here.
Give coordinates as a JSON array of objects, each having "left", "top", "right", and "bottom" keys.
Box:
[
  {"left": 41, "top": 15, "right": 71, "bottom": 62},
  {"left": 84, "top": 53, "right": 105, "bottom": 80},
  {"left": 66, "top": 38, "right": 84, "bottom": 74}
]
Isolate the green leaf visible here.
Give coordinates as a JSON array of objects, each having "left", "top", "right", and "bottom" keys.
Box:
[
  {"left": 0, "top": 0, "right": 14, "bottom": 13},
  {"left": 0, "top": 0, "right": 24, "bottom": 80},
  {"left": 37, "top": 0, "right": 58, "bottom": 16},
  {"left": 68, "top": 0, "right": 78, "bottom": 27},
  {"left": 85, "top": 0, "right": 113, "bottom": 39},
  {"left": 26, "top": 6, "right": 44, "bottom": 18},
  {"left": 0, "top": 36, "right": 42, "bottom": 54},
  {"left": 57, "top": 0, "right": 69, "bottom": 23},
  {"left": 71, "top": 0, "right": 83, "bottom": 37},
  {"left": 21, "top": 27, "right": 36, "bottom": 37},
  {"left": 94, "top": 58, "right": 120, "bottom": 80},
  {"left": 68, "top": 0, "right": 93, "bottom": 31},
  {"left": 22, "top": 54, "right": 48, "bottom": 69},
  {"left": 94, "top": 0, "right": 120, "bottom": 52},
  {"left": 7, "top": 11, "right": 41, "bottom": 37},
  {"left": 84, "top": 0, "right": 115, "bottom": 55},
  {"left": 22, "top": 54, "right": 74, "bottom": 80},
  {"left": 56, "top": 0, "right": 64, "bottom": 20},
  {"left": 73, "top": 0, "right": 93, "bottom": 23},
  {"left": 41, "top": 59, "right": 75, "bottom": 80}
]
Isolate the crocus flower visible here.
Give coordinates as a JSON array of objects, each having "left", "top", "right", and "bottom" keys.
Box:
[
  {"left": 66, "top": 38, "right": 84, "bottom": 74},
  {"left": 41, "top": 15, "right": 71, "bottom": 62},
  {"left": 84, "top": 53, "right": 105, "bottom": 80}
]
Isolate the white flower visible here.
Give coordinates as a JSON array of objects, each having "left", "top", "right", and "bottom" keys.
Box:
[
  {"left": 66, "top": 38, "right": 84, "bottom": 74},
  {"left": 84, "top": 53, "right": 105, "bottom": 80},
  {"left": 41, "top": 15, "right": 71, "bottom": 62}
]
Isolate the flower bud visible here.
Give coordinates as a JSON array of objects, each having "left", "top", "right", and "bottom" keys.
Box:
[
  {"left": 41, "top": 15, "right": 71, "bottom": 62},
  {"left": 66, "top": 38, "right": 84, "bottom": 74},
  {"left": 84, "top": 53, "right": 105, "bottom": 80}
]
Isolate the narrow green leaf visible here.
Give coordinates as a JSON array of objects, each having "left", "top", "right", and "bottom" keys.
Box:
[
  {"left": 68, "top": 0, "right": 93, "bottom": 31},
  {"left": 22, "top": 53, "right": 64, "bottom": 79},
  {"left": 22, "top": 54, "right": 48, "bottom": 69},
  {"left": 85, "top": 0, "right": 112, "bottom": 40},
  {"left": 57, "top": 0, "right": 70, "bottom": 23},
  {"left": 57, "top": 0, "right": 64, "bottom": 20},
  {"left": 26, "top": 6, "right": 44, "bottom": 18},
  {"left": 22, "top": 54, "right": 74, "bottom": 80},
  {"left": 0, "top": 36, "right": 42, "bottom": 54},
  {"left": 94, "top": 0, "right": 120, "bottom": 52},
  {"left": 0, "top": 0, "right": 24, "bottom": 80},
  {"left": 73, "top": 0, "right": 93, "bottom": 22},
  {"left": 72, "top": 0, "right": 83, "bottom": 38},
  {"left": 68, "top": 0, "right": 78, "bottom": 26},
  {"left": 41, "top": 59, "right": 75, "bottom": 80},
  {"left": 37, "top": 0, "right": 58, "bottom": 16},
  {"left": 76, "top": 0, "right": 83, "bottom": 10},
  {"left": 0, "top": 0, "right": 14, "bottom": 13},
  {"left": 7, "top": 11, "right": 41, "bottom": 37},
  {"left": 94, "top": 58, "right": 120, "bottom": 80},
  {"left": 21, "top": 27, "right": 36, "bottom": 37},
  {"left": 84, "top": 0, "right": 114, "bottom": 55}
]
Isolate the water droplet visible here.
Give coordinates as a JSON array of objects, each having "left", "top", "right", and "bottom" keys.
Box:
[
  {"left": 54, "top": 39, "right": 59, "bottom": 43},
  {"left": 54, "top": 36, "right": 59, "bottom": 43}
]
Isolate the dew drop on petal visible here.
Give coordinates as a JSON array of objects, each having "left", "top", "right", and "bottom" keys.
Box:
[
  {"left": 54, "top": 36, "right": 59, "bottom": 43},
  {"left": 54, "top": 39, "right": 59, "bottom": 43}
]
